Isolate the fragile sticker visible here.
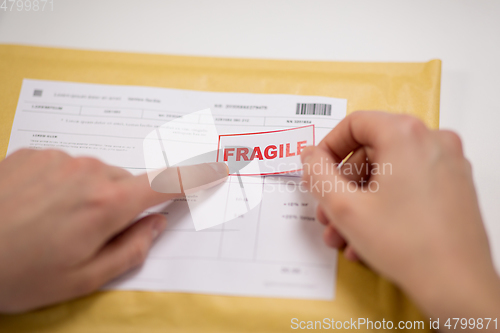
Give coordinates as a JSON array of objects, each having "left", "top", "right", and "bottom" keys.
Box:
[{"left": 217, "top": 125, "right": 315, "bottom": 176}]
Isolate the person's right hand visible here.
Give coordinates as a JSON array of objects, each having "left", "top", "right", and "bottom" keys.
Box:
[{"left": 301, "top": 111, "right": 500, "bottom": 325}]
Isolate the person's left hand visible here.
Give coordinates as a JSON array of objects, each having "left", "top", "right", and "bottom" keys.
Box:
[{"left": 0, "top": 149, "right": 228, "bottom": 313}]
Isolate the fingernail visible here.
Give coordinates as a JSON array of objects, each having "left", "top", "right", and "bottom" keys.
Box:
[
  {"left": 151, "top": 215, "right": 167, "bottom": 240},
  {"left": 300, "top": 146, "right": 315, "bottom": 163},
  {"left": 207, "top": 162, "right": 229, "bottom": 177}
]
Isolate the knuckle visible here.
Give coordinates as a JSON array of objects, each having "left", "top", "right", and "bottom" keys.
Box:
[
  {"left": 86, "top": 185, "right": 125, "bottom": 210},
  {"left": 71, "top": 157, "right": 104, "bottom": 173},
  {"left": 41, "top": 149, "right": 69, "bottom": 160},
  {"left": 348, "top": 110, "right": 371, "bottom": 125},
  {"left": 21, "top": 149, "right": 69, "bottom": 166},
  {"left": 439, "top": 130, "right": 464, "bottom": 156},
  {"left": 8, "top": 149, "right": 71, "bottom": 175},
  {"left": 10, "top": 147, "right": 34, "bottom": 158},
  {"left": 329, "top": 196, "right": 354, "bottom": 221},
  {"left": 398, "top": 115, "right": 428, "bottom": 138},
  {"left": 348, "top": 110, "right": 364, "bottom": 120}
]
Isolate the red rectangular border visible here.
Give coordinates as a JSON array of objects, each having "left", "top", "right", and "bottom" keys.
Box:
[{"left": 216, "top": 124, "right": 315, "bottom": 176}]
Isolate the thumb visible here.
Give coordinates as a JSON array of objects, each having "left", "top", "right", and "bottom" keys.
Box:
[
  {"left": 301, "top": 146, "right": 354, "bottom": 202},
  {"left": 72, "top": 214, "right": 166, "bottom": 296},
  {"left": 148, "top": 162, "right": 229, "bottom": 194},
  {"left": 301, "top": 146, "right": 362, "bottom": 235}
]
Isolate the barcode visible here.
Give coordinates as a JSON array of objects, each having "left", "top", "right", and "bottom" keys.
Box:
[
  {"left": 296, "top": 103, "right": 331, "bottom": 116},
  {"left": 33, "top": 90, "right": 43, "bottom": 97}
]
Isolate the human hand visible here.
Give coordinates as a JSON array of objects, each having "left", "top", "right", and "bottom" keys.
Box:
[
  {"left": 0, "top": 149, "right": 227, "bottom": 313},
  {"left": 301, "top": 111, "right": 500, "bottom": 322}
]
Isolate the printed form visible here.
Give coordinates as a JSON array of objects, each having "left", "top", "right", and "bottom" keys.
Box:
[{"left": 7, "top": 79, "right": 347, "bottom": 300}]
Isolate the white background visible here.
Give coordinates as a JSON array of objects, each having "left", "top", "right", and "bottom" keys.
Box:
[{"left": 1, "top": 0, "right": 499, "bottom": 271}]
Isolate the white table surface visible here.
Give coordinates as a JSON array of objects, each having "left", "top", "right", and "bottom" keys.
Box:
[{"left": 1, "top": 0, "right": 499, "bottom": 272}]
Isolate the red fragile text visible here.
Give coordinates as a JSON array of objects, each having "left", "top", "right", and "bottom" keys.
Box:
[{"left": 224, "top": 141, "right": 308, "bottom": 161}]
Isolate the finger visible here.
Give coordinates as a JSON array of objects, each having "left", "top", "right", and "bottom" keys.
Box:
[
  {"left": 119, "top": 162, "right": 229, "bottom": 215},
  {"left": 318, "top": 205, "right": 347, "bottom": 249},
  {"left": 2, "top": 148, "right": 36, "bottom": 164},
  {"left": 434, "top": 130, "right": 464, "bottom": 157},
  {"left": 317, "top": 111, "right": 400, "bottom": 162},
  {"left": 339, "top": 147, "right": 370, "bottom": 182},
  {"left": 323, "top": 225, "right": 347, "bottom": 249},
  {"left": 90, "top": 162, "right": 229, "bottom": 244},
  {"left": 316, "top": 205, "right": 329, "bottom": 226},
  {"left": 301, "top": 146, "right": 364, "bottom": 239},
  {"left": 73, "top": 157, "right": 132, "bottom": 180},
  {"left": 301, "top": 146, "right": 358, "bottom": 203},
  {"left": 73, "top": 214, "right": 167, "bottom": 295},
  {"left": 148, "top": 162, "right": 229, "bottom": 195}
]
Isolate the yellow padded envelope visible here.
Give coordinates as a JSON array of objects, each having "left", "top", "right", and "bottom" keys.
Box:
[{"left": 0, "top": 45, "right": 440, "bottom": 332}]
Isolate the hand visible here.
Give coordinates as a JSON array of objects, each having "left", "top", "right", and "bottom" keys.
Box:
[
  {"left": 0, "top": 149, "right": 228, "bottom": 313},
  {"left": 301, "top": 111, "right": 500, "bottom": 323}
]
